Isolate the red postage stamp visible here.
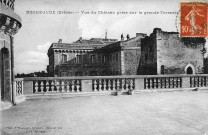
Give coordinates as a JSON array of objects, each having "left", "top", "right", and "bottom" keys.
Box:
[{"left": 180, "top": 2, "right": 208, "bottom": 37}]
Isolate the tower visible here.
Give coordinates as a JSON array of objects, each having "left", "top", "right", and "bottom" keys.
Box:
[{"left": 0, "top": 0, "right": 22, "bottom": 106}]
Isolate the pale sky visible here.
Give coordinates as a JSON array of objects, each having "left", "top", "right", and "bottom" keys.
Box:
[{"left": 13, "top": 0, "right": 202, "bottom": 74}]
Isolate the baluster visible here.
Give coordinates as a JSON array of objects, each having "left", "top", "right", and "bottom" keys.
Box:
[
  {"left": 93, "top": 80, "right": 97, "bottom": 91},
  {"left": 112, "top": 79, "right": 116, "bottom": 91},
  {"left": 197, "top": 77, "right": 200, "bottom": 87},
  {"left": 167, "top": 78, "right": 170, "bottom": 88},
  {"left": 51, "top": 81, "right": 55, "bottom": 92},
  {"left": 130, "top": 79, "right": 134, "bottom": 90},
  {"left": 99, "top": 79, "right": 102, "bottom": 91},
  {"left": 176, "top": 78, "right": 178, "bottom": 88},
  {"left": 40, "top": 81, "right": 44, "bottom": 92},
  {"left": 20, "top": 81, "right": 23, "bottom": 95},
  {"left": 66, "top": 81, "right": 70, "bottom": 92},
  {"left": 203, "top": 77, "right": 206, "bottom": 87},
  {"left": 34, "top": 81, "right": 38, "bottom": 93},
  {"left": 147, "top": 78, "right": 149, "bottom": 89},
  {"left": 164, "top": 78, "right": 167, "bottom": 88},
  {"left": 117, "top": 79, "right": 120, "bottom": 91},
  {"left": 160, "top": 78, "right": 163, "bottom": 88},
  {"left": 193, "top": 77, "right": 196, "bottom": 87},
  {"left": 46, "top": 81, "right": 49, "bottom": 92},
  {"left": 121, "top": 79, "right": 125, "bottom": 91},
  {"left": 149, "top": 78, "right": 152, "bottom": 89},
  {"left": 125, "top": 79, "right": 129, "bottom": 90},
  {"left": 107, "top": 79, "right": 110, "bottom": 90},
  {"left": 103, "top": 79, "right": 107, "bottom": 91},
  {"left": 76, "top": 80, "right": 80, "bottom": 92},
  {"left": 61, "top": 81, "right": 65, "bottom": 92},
  {"left": 172, "top": 78, "right": 174, "bottom": 88},
  {"left": 56, "top": 81, "right": 60, "bottom": 92},
  {"left": 190, "top": 77, "right": 192, "bottom": 87},
  {"left": 71, "top": 80, "right": 75, "bottom": 92}
]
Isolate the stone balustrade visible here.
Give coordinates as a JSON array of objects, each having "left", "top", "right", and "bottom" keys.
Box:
[
  {"left": 92, "top": 78, "right": 134, "bottom": 92},
  {"left": 0, "top": 0, "right": 15, "bottom": 10},
  {"left": 15, "top": 79, "right": 23, "bottom": 96},
  {"left": 33, "top": 79, "right": 81, "bottom": 93},
  {"left": 14, "top": 74, "right": 208, "bottom": 97}
]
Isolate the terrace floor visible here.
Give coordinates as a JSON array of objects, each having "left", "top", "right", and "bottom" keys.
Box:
[{"left": 1, "top": 91, "right": 208, "bottom": 135}]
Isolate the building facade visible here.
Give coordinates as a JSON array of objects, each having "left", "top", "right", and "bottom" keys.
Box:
[
  {"left": 47, "top": 33, "right": 146, "bottom": 77},
  {"left": 138, "top": 28, "right": 206, "bottom": 75},
  {"left": 0, "top": 0, "right": 22, "bottom": 106},
  {"left": 48, "top": 28, "right": 206, "bottom": 77}
]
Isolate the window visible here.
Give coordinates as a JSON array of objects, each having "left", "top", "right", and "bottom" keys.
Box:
[
  {"left": 102, "top": 55, "right": 106, "bottom": 63},
  {"left": 112, "top": 54, "right": 114, "bottom": 61},
  {"left": 109, "top": 55, "right": 111, "bottom": 62},
  {"left": 90, "top": 71, "right": 97, "bottom": 76},
  {"left": 75, "top": 71, "right": 82, "bottom": 76},
  {"left": 115, "top": 53, "right": 119, "bottom": 62},
  {"left": 91, "top": 55, "right": 96, "bottom": 63},
  {"left": 62, "top": 54, "right": 67, "bottom": 63},
  {"left": 61, "top": 72, "right": 67, "bottom": 77},
  {"left": 161, "top": 65, "right": 165, "bottom": 75},
  {"left": 76, "top": 55, "right": 82, "bottom": 63}
]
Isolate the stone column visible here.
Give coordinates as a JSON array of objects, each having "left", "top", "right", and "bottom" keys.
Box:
[{"left": 120, "top": 46, "right": 125, "bottom": 75}]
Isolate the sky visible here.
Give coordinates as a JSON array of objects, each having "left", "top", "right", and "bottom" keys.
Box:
[{"left": 13, "top": 0, "right": 207, "bottom": 74}]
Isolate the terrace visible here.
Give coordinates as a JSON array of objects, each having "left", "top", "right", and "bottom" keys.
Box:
[{"left": 1, "top": 74, "right": 208, "bottom": 134}]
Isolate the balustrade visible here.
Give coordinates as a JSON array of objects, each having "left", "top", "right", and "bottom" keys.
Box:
[
  {"left": 92, "top": 78, "right": 135, "bottom": 91},
  {"left": 190, "top": 76, "right": 208, "bottom": 87},
  {"left": 14, "top": 75, "right": 208, "bottom": 97},
  {"left": 16, "top": 80, "right": 23, "bottom": 96},
  {"left": 33, "top": 79, "right": 81, "bottom": 93},
  {"left": 144, "top": 77, "right": 182, "bottom": 89}
]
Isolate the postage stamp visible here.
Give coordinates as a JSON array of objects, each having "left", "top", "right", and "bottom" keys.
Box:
[{"left": 180, "top": 2, "right": 208, "bottom": 37}]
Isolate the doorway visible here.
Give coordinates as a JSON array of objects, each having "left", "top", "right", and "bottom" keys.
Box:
[
  {"left": 1, "top": 47, "right": 10, "bottom": 100},
  {"left": 187, "top": 66, "right": 193, "bottom": 74}
]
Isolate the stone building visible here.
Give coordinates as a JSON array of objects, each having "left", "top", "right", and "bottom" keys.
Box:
[
  {"left": 48, "top": 28, "right": 206, "bottom": 77},
  {"left": 47, "top": 33, "right": 146, "bottom": 77},
  {"left": 138, "top": 28, "right": 206, "bottom": 75},
  {"left": 0, "top": 0, "right": 22, "bottom": 107},
  {"left": 47, "top": 38, "right": 118, "bottom": 76}
]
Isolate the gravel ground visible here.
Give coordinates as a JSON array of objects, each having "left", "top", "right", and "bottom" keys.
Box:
[{"left": 1, "top": 91, "right": 208, "bottom": 135}]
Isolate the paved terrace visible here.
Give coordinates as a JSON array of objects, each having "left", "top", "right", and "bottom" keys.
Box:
[{"left": 1, "top": 91, "right": 208, "bottom": 135}]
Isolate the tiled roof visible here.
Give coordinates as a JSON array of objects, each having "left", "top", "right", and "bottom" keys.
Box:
[{"left": 74, "top": 39, "right": 105, "bottom": 45}]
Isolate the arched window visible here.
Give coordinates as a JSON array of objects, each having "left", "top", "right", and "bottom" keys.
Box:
[
  {"left": 187, "top": 67, "right": 193, "bottom": 74},
  {"left": 185, "top": 64, "right": 195, "bottom": 74}
]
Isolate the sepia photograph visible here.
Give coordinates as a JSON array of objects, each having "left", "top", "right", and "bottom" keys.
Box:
[{"left": 0, "top": 0, "right": 208, "bottom": 134}]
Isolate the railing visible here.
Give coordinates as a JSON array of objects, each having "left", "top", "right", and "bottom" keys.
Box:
[
  {"left": 144, "top": 77, "right": 182, "bottom": 89},
  {"left": 15, "top": 80, "right": 23, "bottom": 96},
  {"left": 33, "top": 79, "right": 81, "bottom": 93},
  {"left": 92, "top": 78, "right": 134, "bottom": 91},
  {"left": 14, "top": 74, "right": 208, "bottom": 97},
  {"left": 190, "top": 76, "right": 208, "bottom": 88}
]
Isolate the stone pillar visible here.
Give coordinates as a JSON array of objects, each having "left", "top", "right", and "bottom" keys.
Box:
[{"left": 120, "top": 46, "right": 125, "bottom": 75}]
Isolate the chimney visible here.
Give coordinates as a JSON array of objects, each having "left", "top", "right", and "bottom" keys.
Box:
[
  {"left": 58, "top": 39, "right": 62, "bottom": 43},
  {"left": 79, "top": 37, "right": 82, "bottom": 41}
]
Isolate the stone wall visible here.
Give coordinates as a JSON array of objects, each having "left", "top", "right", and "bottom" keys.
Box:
[
  {"left": 124, "top": 49, "right": 141, "bottom": 75},
  {"left": 139, "top": 28, "right": 206, "bottom": 75},
  {"left": 156, "top": 29, "right": 205, "bottom": 74}
]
